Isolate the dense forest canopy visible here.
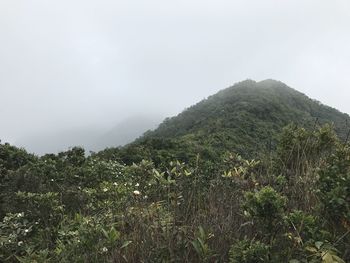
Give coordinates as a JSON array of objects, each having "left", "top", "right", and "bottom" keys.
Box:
[{"left": 1, "top": 80, "right": 350, "bottom": 262}]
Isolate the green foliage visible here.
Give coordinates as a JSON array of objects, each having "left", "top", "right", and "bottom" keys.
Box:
[
  {"left": 285, "top": 210, "right": 321, "bottom": 244},
  {"left": 229, "top": 239, "right": 270, "bottom": 263},
  {"left": 0, "top": 142, "right": 35, "bottom": 171},
  {"left": 0, "top": 212, "right": 36, "bottom": 261},
  {"left": 15, "top": 191, "right": 63, "bottom": 227},
  {"left": 222, "top": 153, "right": 261, "bottom": 180},
  {"left": 243, "top": 186, "right": 287, "bottom": 231},
  {"left": 1, "top": 124, "right": 350, "bottom": 262},
  {"left": 304, "top": 242, "right": 346, "bottom": 263},
  {"left": 54, "top": 214, "right": 121, "bottom": 263},
  {"left": 276, "top": 124, "right": 338, "bottom": 177},
  {"left": 318, "top": 145, "right": 350, "bottom": 223},
  {"left": 190, "top": 226, "right": 216, "bottom": 262}
]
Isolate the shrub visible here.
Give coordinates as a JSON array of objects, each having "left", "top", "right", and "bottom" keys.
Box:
[
  {"left": 243, "top": 186, "right": 287, "bottom": 232},
  {"left": 318, "top": 145, "right": 350, "bottom": 224},
  {"left": 229, "top": 239, "right": 270, "bottom": 263}
]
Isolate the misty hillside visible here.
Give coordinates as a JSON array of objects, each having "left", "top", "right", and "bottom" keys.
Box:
[
  {"left": 16, "top": 116, "right": 162, "bottom": 155},
  {"left": 148, "top": 79, "right": 349, "bottom": 140},
  {"left": 103, "top": 79, "right": 350, "bottom": 164},
  {"left": 91, "top": 115, "right": 163, "bottom": 151}
]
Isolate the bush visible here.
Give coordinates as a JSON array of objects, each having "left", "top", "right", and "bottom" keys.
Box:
[
  {"left": 243, "top": 186, "right": 287, "bottom": 232},
  {"left": 318, "top": 145, "right": 350, "bottom": 224},
  {"left": 229, "top": 239, "right": 270, "bottom": 263}
]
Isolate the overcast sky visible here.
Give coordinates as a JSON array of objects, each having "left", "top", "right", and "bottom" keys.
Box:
[{"left": 1, "top": 0, "right": 350, "bottom": 144}]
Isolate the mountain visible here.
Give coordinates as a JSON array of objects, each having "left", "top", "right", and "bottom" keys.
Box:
[{"left": 104, "top": 79, "right": 350, "bottom": 164}]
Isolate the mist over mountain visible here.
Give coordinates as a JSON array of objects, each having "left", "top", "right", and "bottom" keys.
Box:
[
  {"left": 15, "top": 115, "right": 163, "bottom": 155},
  {"left": 91, "top": 115, "right": 163, "bottom": 151},
  {"left": 12, "top": 80, "right": 350, "bottom": 157}
]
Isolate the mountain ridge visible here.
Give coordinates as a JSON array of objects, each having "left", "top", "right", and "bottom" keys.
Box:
[
  {"left": 144, "top": 79, "right": 349, "bottom": 140},
  {"left": 105, "top": 79, "right": 350, "bottom": 164}
]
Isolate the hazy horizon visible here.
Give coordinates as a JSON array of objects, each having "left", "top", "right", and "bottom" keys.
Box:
[{"left": 1, "top": 0, "right": 350, "bottom": 149}]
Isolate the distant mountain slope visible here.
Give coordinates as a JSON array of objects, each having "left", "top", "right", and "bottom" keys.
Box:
[
  {"left": 91, "top": 115, "right": 162, "bottom": 151},
  {"left": 114, "top": 79, "right": 350, "bottom": 163},
  {"left": 16, "top": 115, "right": 162, "bottom": 155}
]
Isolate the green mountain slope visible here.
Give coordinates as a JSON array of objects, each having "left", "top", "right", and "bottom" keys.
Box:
[{"left": 98, "top": 79, "right": 350, "bottom": 164}]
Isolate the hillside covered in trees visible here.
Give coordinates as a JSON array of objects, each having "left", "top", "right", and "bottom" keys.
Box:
[
  {"left": 97, "top": 80, "right": 350, "bottom": 166},
  {"left": 1, "top": 80, "right": 350, "bottom": 262}
]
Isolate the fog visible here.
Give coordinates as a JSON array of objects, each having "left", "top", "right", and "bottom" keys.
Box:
[{"left": 1, "top": 0, "right": 350, "bottom": 152}]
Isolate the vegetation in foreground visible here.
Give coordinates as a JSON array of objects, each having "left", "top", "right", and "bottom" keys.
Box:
[{"left": 0, "top": 124, "right": 349, "bottom": 262}]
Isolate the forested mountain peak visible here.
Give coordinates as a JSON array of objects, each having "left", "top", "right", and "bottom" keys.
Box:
[{"left": 123, "top": 79, "right": 350, "bottom": 162}]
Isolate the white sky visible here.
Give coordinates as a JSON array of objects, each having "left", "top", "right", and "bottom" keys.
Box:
[{"left": 1, "top": 0, "right": 350, "bottom": 143}]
